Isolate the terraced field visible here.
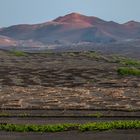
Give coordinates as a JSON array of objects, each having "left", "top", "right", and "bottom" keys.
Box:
[{"left": 0, "top": 50, "right": 140, "bottom": 110}]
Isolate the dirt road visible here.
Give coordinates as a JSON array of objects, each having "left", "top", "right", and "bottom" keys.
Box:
[{"left": 0, "top": 130, "right": 140, "bottom": 140}]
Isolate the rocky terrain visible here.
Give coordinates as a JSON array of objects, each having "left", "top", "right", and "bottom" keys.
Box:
[{"left": 0, "top": 50, "right": 140, "bottom": 110}]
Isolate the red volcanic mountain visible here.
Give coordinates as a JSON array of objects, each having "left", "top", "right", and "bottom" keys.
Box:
[
  {"left": 0, "top": 35, "right": 17, "bottom": 46},
  {"left": 0, "top": 13, "right": 140, "bottom": 47}
]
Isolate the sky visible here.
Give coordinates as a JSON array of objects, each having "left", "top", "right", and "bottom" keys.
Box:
[{"left": 0, "top": 0, "right": 140, "bottom": 27}]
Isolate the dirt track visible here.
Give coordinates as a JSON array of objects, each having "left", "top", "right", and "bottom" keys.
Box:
[
  {"left": 0, "top": 116, "right": 140, "bottom": 125},
  {"left": 0, "top": 130, "right": 140, "bottom": 140}
]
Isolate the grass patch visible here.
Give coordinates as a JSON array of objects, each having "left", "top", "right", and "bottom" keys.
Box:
[
  {"left": 88, "top": 113, "right": 103, "bottom": 118},
  {"left": 10, "top": 50, "right": 27, "bottom": 57},
  {"left": 112, "top": 56, "right": 140, "bottom": 67},
  {"left": 85, "top": 51, "right": 101, "bottom": 59},
  {"left": 44, "top": 50, "right": 54, "bottom": 55},
  {"left": 0, "top": 113, "right": 10, "bottom": 117},
  {"left": 0, "top": 121, "right": 140, "bottom": 132},
  {"left": 68, "top": 52, "right": 77, "bottom": 56},
  {"left": 117, "top": 67, "right": 140, "bottom": 76},
  {"left": 119, "top": 59, "right": 140, "bottom": 67}
]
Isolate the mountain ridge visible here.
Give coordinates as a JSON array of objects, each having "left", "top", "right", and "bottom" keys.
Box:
[{"left": 0, "top": 13, "right": 140, "bottom": 47}]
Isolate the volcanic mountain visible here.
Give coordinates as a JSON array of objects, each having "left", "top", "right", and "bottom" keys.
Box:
[
  {"left": 0, "top": 35, "right": 17, "bottom": 46},
  {"left": 0, "top": 13, "right": 140, "bottom": 47}
]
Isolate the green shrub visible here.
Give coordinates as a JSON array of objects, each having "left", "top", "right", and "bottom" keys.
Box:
[
  {"left": 0, "top": 123, "right": 77, "bottom": 132},
  {"left": 0, "top": 121, "right": 140, "bottom": 132},
  {"left": 79, "top": 121, "right": 140, "bottom": 131},
  {"left": 117, "top": 67, "right": 140, "bottom": 76}
]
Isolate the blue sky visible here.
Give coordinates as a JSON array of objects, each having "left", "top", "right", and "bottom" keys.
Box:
[{"left": 0, "top": 0, "right": 140, "bottom": 27}]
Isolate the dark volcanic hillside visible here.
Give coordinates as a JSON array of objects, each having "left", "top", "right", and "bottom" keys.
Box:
[
  {"left": 0, "top": 50, "right": 140, "bottom": 110},
  {"left": 0, "top": 13, "right": 140, "bottom": 46}
]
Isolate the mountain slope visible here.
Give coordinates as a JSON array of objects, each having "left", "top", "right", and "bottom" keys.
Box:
[
  {"left": 0, "top": 35, "right": 17, "bottom": 46},
  {"left": 0, "top": 13, "right": 140, "bottom": 46}
]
